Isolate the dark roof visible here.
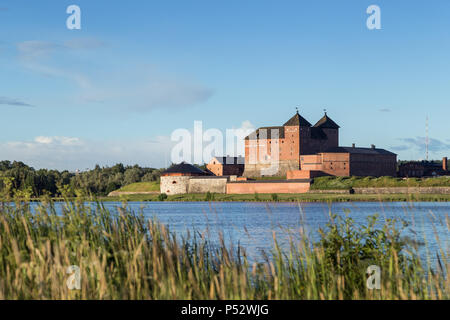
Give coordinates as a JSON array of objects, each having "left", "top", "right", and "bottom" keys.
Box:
[
  {"left": 163, "top": 162, "right": 208, "bottom": 175},
  {"left": 245, "top": 126, "right": 284, "bottom": 140},
  {"left": 322, "top": 146, "right": 396, "bottom": 156},
  {"left": 283, "top": 112, "right": 312, "bottom": 127},
  {"left": 314, "top": 113, "right": 340, "bottom": 129},
  {"left": 213, "top": 156, "right": 245, "bottom": 165}
]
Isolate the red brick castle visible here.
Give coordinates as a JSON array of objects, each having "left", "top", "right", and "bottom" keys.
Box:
[{"left": 244, "top": 110, "right": 397, "bottom": 178}]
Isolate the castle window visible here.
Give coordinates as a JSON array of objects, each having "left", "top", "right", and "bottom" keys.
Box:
[{"left": 172, "top": 181, "right": 177, "bottom": 184}]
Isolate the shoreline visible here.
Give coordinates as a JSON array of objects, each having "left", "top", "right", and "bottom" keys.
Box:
[{"left": 35, "top": 193, "right": 450, "bottom": 203}]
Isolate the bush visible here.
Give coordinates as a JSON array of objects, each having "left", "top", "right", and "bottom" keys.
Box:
[
  {"left": 271, "top": 193, "right": 279, "bottom": 202},
  {"left": 158, "top": 193, "right": 168, "bottom": 201}
]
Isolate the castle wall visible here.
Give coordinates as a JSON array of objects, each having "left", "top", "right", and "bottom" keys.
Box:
[
  {"left": 300, "top": 155, "right": 323, "bottom": 170},
  {"left": 287, "top": 170, "right": 327, "bottom": 179},
  {"left": 243, "top": 159, "right": 299, "bottom": 177},
  {"left": 160, "top": 176, "right": 191, "bottom": 195},
  {"left": 227, "top": 181, "right": 311, "bottom": 194},
  {"left": 188, "top": 177, "right": 228, "bottom": 194},
  {"left": 321, "top": 153, "right": 351, "bottom": 176},
  {"left": 349, "top": 154, "right": 397, "bottom": 177}
]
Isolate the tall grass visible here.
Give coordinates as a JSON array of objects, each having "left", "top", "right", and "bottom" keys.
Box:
[{"left": 0, "top": 198, "right": 447, "bottom": 300}]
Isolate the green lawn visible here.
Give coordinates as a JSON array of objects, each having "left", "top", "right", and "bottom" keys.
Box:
[
  {"left": 311, "top": 176, "right": 450, "bottom": 190},
  {"left": 117, "top": 181, "right": 160, "bottom": 192}
]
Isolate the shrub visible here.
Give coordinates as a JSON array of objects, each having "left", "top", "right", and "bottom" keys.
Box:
[{"left": 158, "top": 193, "right": 168, "bottom": 201}]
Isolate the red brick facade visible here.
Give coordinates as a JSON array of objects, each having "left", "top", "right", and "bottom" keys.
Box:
[
  {"left": 207, "top": 156, "right": 245, "bottom": 176},
  {"left": 244, "top": 112, "right": 397, "bottom": 177}
]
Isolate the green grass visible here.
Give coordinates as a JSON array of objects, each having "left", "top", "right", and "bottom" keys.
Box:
[
  {"left": 311, "top": 176, "right": 450, "bottom": 190},
  {"left": 252, "top": 176, "right": 287, "bottom": 180},
  {"left": 117, "top": 181, "right": 160, "bottom": 192},
  {"left": 100, "top": 193, "right": 450, "bottom": 203},
  {"left": 0, "top": 198, "right": 447, "bottom": 299}
]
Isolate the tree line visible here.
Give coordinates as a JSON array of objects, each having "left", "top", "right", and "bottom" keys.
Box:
[{"left": 0, "top": 161, "right": 163, "bottom": 197}]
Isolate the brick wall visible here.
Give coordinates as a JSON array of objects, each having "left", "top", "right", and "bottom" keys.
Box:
[
  {"left": 349, "top": 154, "right": 397, "bottom": 177},
  {"left": 287, "top": 170, "right": 326, "bottom": 179},
  {"left": 227, "top": 181, "right": 311, "bottom": 194},
  {"left": 321, "top": 153, "right": 350, "bottom": 176}
]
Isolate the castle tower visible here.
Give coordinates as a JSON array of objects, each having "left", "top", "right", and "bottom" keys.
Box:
[
  {"left": 283, "top": 110, "right": 312, "bottom": 161},
  {"left": 313, "top": 111, "right": 340, "bottom": 151}
]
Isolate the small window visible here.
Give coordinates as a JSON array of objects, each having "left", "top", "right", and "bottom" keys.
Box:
[{"left": 172, "top": 181, "right": 177, "bottom": 184}]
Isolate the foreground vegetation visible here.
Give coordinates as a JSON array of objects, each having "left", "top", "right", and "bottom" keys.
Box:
[
  {"left": 102, "top": 193, "right": 450, "bottom": 203},
  {"left": 311, "top": 176, "right": 450, "bottom": 190},
  {"left": 0, "top": 197, "right": 447, "bottom": 299}
]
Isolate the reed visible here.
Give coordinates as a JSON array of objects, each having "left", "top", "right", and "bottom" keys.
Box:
[{"left": 0, "top": 197, "right": 447, "bottom": 300}]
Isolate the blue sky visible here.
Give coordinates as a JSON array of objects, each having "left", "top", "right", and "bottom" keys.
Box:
[{"left": 0, "top": 0, "right": 449, "bottom": 170}]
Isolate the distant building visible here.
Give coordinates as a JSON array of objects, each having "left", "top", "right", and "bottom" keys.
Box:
[
  {"left": 160, "top": 162, "right": 210, "bottom": 195},
  {"left": 244, "top": 110, "right": 397, "bottom": 177},
  {"left": 161, "top": 162, "right": 209, "bottom": 177},
  {"left": 300, "top": 146, "right": 397, "bottom": 178},
  {"left": 398, "top": 157, "right": 448, "bottom": 177},
  {"left": 206, "top": 156, "right": 245, "bottom": 176}
]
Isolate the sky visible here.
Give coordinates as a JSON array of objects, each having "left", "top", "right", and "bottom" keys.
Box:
[{"left": 0, "top": 0, "right": 449, "bottom": 170}]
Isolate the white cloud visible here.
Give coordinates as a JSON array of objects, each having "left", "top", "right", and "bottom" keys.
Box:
[
  {"left": 34, "top": 136, "right": 82, "bottom": 146},
  {"left": 0, "top": 121, "right": 253, "bottom": 170}
]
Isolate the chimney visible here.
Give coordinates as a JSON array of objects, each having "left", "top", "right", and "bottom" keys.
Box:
[
  {"left": 443, "top": 157, "right": 448, "bottom": 171},
  {"left": 371, "top": 144, "right": 376, "bottom": 149},
  {"left": 352, "top": 143, "right": 355, "bottom": 148}
]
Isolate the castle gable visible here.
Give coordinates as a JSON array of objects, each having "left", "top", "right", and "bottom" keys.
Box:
[
  {"left": 314, "top": 113, "right": 340, "bottom": 129},
  {"left": 283, "top": 112, "right": 312, "bottom": 127}
]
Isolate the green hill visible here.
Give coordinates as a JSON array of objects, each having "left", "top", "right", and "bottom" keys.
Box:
[
  {"left": 117, "top": 181, "right": 160, "bottom": 192},
  {"left": 311, "top": 176, "right": 450, "bottom": 190}
]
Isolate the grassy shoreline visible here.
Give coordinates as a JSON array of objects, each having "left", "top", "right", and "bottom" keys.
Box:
[
  {"left": 97, "top": 193, "right": 450, "bottom": 202},
  {"left": 0, "top": 199, "right": 447, "bottom": 299}
]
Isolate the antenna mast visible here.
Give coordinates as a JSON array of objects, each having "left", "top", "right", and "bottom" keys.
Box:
[{"left": 426, "top": 116, "right": 429, "bottom": 161}]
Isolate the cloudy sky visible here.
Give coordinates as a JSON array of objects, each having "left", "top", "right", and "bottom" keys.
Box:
[{"left": 0, "top": 0, "right": 449, "bottom": 170}]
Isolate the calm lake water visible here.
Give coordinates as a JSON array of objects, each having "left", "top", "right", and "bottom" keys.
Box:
[
  {"left": 92, "top": 201, "right": 449, "bottom": 263},
  {"left": 32, "top": 201, "right": 449, "bottom": 264}
]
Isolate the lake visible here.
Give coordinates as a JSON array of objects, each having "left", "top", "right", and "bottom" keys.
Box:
[{"left": 92, "top": 201, "right": 449, "bottom": 264}]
